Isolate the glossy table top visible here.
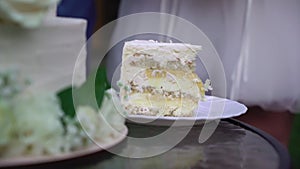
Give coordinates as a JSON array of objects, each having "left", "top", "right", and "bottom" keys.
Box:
[
  {"left": 11, "top": 119, "right": 288, "bottom": 169},
  {"left": 80, "top": 119, "right": 287, "bottom": 169}
]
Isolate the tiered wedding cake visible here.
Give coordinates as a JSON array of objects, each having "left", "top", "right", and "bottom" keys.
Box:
[
  {"left": 0, "top": 1, "right": 126, "bottom": 159},
  {"left": 0, "top": 0, "right": 86, "bottom": 91}
]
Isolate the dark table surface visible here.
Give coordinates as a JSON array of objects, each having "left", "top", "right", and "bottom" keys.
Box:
[{"left": 11, "top": 119, "right": 290, "bottom": 169}]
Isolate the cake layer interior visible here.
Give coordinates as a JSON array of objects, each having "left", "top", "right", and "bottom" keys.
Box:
[
  {"left": 120, "top": 40, "right": 204, "bottom": 117},
  {"left": 123, "top": 54, "right": 196, "bottom": 71},
  {"left": 121, "top": 68, "right": 204, "bottom": 117},
  {"left": 122, "top": 68, "right": 205, "bottom": 99},
  {"left": 124, "top": 93, "right": 198, "bottom": 117}
]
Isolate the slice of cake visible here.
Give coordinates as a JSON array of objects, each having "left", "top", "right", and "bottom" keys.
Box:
[{"left": 119, "top": 40, "right": 211, "bottom": 117}]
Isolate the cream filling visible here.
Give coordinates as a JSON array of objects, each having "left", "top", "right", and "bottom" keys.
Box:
[
  {"left": 120, "top": 68, "right": 207, "bottom": 117},
  {"left": 120, "top": 68, "right": 205, "bottom": 98},
  {"left": 124, "top": 93, "right": 197, "bottom": 117},
  {"left": 124, "top": 54, "right": 196, "bottom": 71}
]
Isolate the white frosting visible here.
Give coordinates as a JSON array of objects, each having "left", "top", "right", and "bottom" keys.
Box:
[
  {"left": 0, "top": 17, "right": 87, "bottom": 92},
  {"left": 0, "top": 0, "right": 60, "bottom": 28},
  {"left": 123, "top": 40, "right": 201, "bottom": 67}
]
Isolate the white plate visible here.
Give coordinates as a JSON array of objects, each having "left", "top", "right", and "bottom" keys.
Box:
[
  {"left": 0, "top": 127, "right": 128, "bottom": 168},
  {"left": 126, "top": 96, "right": 247, "bottom": 126}
]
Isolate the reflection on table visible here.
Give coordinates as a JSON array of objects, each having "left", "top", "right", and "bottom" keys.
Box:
[{"left": 87, "top": 120, "right": 279, "bottom": 169}]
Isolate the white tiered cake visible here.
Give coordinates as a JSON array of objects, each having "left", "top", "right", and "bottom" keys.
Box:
[
  {"left": 0, "top": 3, "right": 86, "bottom": 92},
  {"left": 0, "top": 2, "right": 128, "bottom": 161},
  {"left": 0, "top": 1, "right": 89, "bottom": 158}
]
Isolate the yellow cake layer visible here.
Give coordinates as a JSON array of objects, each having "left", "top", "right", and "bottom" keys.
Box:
[
  {"left": 124, "top": 93, "right": 198, "bottom": 117},
  {"left": 125, "top": 68, "right": 205, "bottom": 98}
]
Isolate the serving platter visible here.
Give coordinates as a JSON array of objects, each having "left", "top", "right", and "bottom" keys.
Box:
[{"left": 0, "top": 127, "right": 128, "bottom": 168}]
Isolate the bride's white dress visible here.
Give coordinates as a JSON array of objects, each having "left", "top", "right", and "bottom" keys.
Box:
[{"left": 105, "top": 0, "right": 300, "bottom": 113}]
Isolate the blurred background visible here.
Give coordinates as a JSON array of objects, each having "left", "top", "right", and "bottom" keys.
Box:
[{"left": 57, "top": 0, "right": 300, "bottom": 168}]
